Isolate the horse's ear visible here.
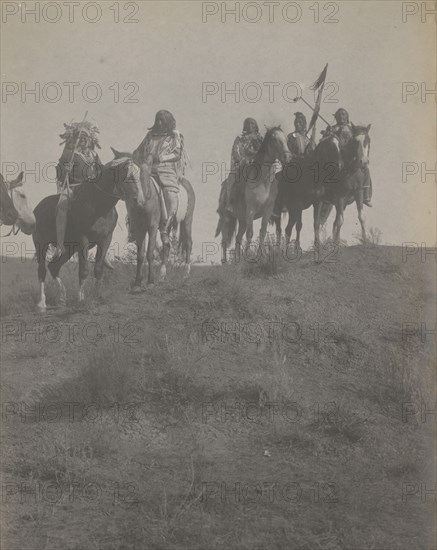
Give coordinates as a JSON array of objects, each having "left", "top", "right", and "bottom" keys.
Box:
[
  {"left": 0, "top": 173, "right": 4, "bottom": 185},
  {"left": 366, "top": 124, "right": 372, "bottom": 133},
  {"left": 10, "top": 172, "right": 24, "bottom": 188},
  {"left": 351, "top": 122, "right": 356, "bottom": 131},
  {"left": 111, "top": 147, "right": 122, "bottom": 158}
]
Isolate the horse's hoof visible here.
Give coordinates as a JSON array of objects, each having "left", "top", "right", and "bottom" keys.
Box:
[
  {"left": 183, "top": 265, "right": 191, "bottom": 279},
  {"left": 130, "top": 285, "right": 143, "bottom": 294},
  {"left": 37, "top": 304, "right": 46, "bottom": 314}
]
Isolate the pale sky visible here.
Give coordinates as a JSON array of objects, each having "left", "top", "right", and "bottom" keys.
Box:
[{"left": 1, "top": 0, "right": 436, "bottom": 261}]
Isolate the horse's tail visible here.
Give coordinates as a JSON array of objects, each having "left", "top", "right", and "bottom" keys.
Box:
[
  {"left": 215, "top": 216, "right": 223, "bottom": 238},
  {"left": 215, "top": 215, "right": 237, "bottom": 242},
  {"left": 179, "top": 221, "right": 187, "bottom": 253},
  {"left": 218, "top": 216, "right": 237, "bottom": 247}
]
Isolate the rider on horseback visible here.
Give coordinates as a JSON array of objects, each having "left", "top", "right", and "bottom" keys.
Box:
[
  {"left": 287, "top": 112, "right": 311, "bottom": 158},
  {"left": 131, "top": 110, "right": 186, "bottom": 242},
  {"left": 219, "top": 117, "right": 263, "bottom": 215},
  {"left": 325, "top": 108, "right": 372, "bottom": 207},
  {"left": 272, "top": 112, "right": 311, "bottom": 220},
  {"left": 55, "top": 121, "right": 103, "bottom": 258}
]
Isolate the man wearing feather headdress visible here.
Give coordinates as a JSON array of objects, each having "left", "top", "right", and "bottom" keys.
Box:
[{"left": 54, "top": 121, "right": 103, "bottom": 258}]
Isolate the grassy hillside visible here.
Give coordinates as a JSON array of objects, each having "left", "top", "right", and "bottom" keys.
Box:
[{"left": 1, "top": 244, "right": 435, "bottom": 550}]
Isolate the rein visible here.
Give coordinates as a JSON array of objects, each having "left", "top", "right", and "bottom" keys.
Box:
[{"left": 1, "top": 186, "right": 21, "bottom": 237}]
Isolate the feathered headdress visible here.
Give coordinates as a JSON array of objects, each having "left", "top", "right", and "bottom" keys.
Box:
[{"left": 59, "top": 121, "right": 101, "bottom": 149}]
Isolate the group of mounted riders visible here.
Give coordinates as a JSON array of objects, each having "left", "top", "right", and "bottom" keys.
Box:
[
  {"left": 51, "top": 106, "right": 372, "bottom": 259},
  {"left": 53, "top": 110, "right": 187, "bottom": 260},
  {"left": 218, "top": 108, "right": 372, "bottom": 218}
]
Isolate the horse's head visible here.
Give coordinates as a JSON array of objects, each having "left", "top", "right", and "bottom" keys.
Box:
[
  {"left": 107, "top": 149, "right": 145, "bottom": 205},
  {"left": 257, "top": 127, "right": 292, "bottom": 166},
  {"left": 349, "top": 123, "right": 371, "bottom": 169},
  {"left": 0, "top": 172, "right": 36, "bottom": 234},
  {"left": 316, "top": 133, "right": 343, "bottom": 171}
]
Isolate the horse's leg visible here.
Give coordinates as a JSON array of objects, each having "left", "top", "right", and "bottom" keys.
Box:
[
  {"left": 259, "top": 214, "right": 269, "bottom": 246},
  {"left": 295, "top": 209, "right": 303, "bottom": 251},
  {"left": 313, "top": 201, "right": 323, "bottom": 248},
  {"left": 333, "top": 198, "right": 345, "bottom": 243},
  {"left": 94, "top": 232, "right": 112, "bottom": 298},
  {"left": 245, "top": 208, "right": 255, "bottom": 248},
  {"left": 285, "top": 206, "right": 298, "bottom": 245},
  {"left": 356, "top": 191, "right": 367, "bottom": 242},
  {"left": 235, "top": 219, "right": 246, "bottom": 263},
  {"left": 78, "top": 236, "right": 90, "bottom": 302},
  {"left": 181, "top": 219, "right": 193, "bottom": 278},
  {"left": 47, "top": 244, "right": 74, "bottom": 307},
  {"left": 160, "top": 229, "right": 170, "bottom": 281},
  {"left": 36, "top": 241, "right": 48, "bottom": 313},
  {"left": 147, "top": 225, "right": 159, "bottom": 284},
  {"left": 275, "top": 216, "right": 282, "bottom": 246},
  {"left": 132, "top": 233, "right": 146, "bottom": 292}
]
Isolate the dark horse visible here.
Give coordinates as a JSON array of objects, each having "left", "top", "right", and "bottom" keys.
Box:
[
  {"left": 111, "top": 149, "right": 196, "bottom": 292},
  {"left": 274, "top": 123, "right": 371, "bottom": 247},
  {"left": 33, "top": 156, "right": 141, "bottom": 313}
]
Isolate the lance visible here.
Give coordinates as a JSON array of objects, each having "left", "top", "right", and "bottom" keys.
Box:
[{"left": 292, "top": 96, "right": 331, "bottom": 128}]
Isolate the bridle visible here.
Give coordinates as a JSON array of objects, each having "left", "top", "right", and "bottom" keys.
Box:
[
  {"left": 351, "top": 130, "right": 371, "bottom": 172},
  {"left": 1, "top": 182, "right": 21, "bottom": 237}
]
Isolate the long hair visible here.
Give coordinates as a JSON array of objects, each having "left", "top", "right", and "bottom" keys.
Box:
[
  {"left": 242, "top": 117, "right": 259, "bottom": 134},
  {"left": 294, "top": 112, "right": 307, "bottom": 132},
  {"left": 149, "top": 110, "right": 176, "bottom": 134}
]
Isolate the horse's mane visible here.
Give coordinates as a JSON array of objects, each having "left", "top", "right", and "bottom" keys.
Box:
[
  {"left": 254, "top": 126, "right": 282, "bottom": 162},
  {"left": 352, "top": 125, "right": 369, "bottom": 137}
]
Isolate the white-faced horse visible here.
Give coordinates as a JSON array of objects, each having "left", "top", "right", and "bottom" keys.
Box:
[{"left": 0, "top": 172, "right": 36, "bottom": 234}]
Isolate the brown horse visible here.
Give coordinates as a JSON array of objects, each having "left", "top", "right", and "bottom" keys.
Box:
[
  {"left": 33, "top": 156, "right": 141, "bottom": 312},
  {"left": 0, "top": 172, "right": 36, "bottom": 234},
  {"left": 216, "top": 127, "right": 292, "bottom": 263},
  {"left": 112, "top": 149, "right": 195, "bottom": 291}
]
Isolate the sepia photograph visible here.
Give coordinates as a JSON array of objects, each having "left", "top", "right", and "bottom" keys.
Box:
[{"left": 0, "top": 1, "right": 436, "bottom": 549}]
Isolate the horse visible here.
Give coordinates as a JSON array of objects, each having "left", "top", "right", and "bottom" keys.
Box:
[
  {"left": 33, "top": 156, "right": 141, "bottom": 313},
  {"left": 216, "top": 127, "right": 292, "bottom": 263},
  {"left": 0, "top": 172, "right": 36, "bottom": 234},
  {"left": 274, "top": 124, "right": 371, "bottom": 247},
  {"left": 111, "top": 149, "right": 195, "bottom": 292},
  {"left": 318, "top": 124, "right": 372, "bottom": 243}
]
